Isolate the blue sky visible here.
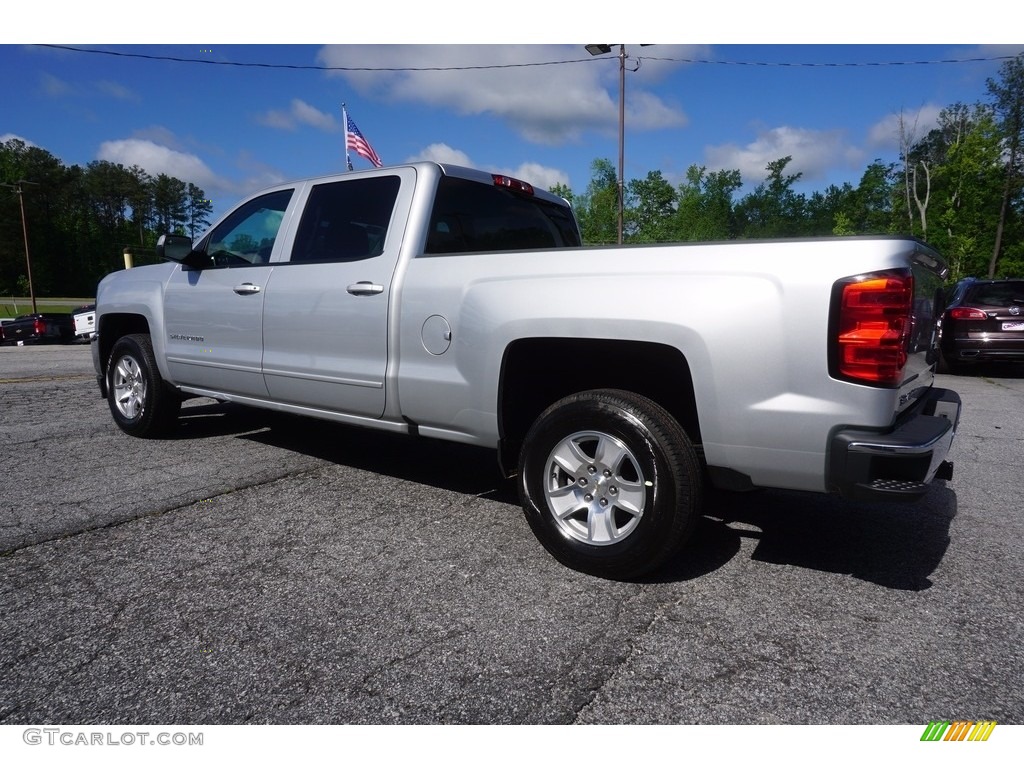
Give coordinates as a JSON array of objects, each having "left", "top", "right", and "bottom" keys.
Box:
[{"left": 3, "top": 5, "right": 1020, "bottom": 222}]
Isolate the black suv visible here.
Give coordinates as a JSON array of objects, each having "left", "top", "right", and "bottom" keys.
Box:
[{"left": 939, "top": 278, "right": 1024, "bottom": 372}]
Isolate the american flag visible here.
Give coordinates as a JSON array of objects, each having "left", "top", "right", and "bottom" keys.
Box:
[{"left": 346, "top": 112, "right": 383, "bottom": 168}]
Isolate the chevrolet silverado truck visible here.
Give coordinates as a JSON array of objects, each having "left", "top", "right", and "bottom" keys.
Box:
[
  {"left": 91, "top": 162, "right": 961, "bottom": 579},
  {"left": 1, "top": 313, "right": 74, "bottom": 345}
]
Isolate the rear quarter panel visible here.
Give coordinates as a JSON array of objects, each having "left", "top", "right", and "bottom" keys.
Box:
[{"left": 395, "top": 237, "right": 942, "bottom": 493}]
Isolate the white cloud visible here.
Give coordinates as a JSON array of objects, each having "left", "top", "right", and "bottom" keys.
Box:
[
  {"left": 408, "top": 143, "right": 568, "bottom": 191},
  {"left": 130, "top": 126, "right": 189, "bottom": 152},
  {"left": 408, "top": 143, "right": 472, "bottom": 166},
  {"left": 867, "top": 105, "right": 943, "bottom": 152},
  {"left": 39, "top": 72, "right": 71, "bottom": 97},
  {"left": 258, "top": 110, "right": 295, "bottom": 131},
  {"left": 0, "top": 133, "right": 37, "bottom": 148},
  {"left": 258, "top": 99, "right": 338, "bottom": 132},
  {"left": 316, "top": 44, "right": 693, "bottom": 145},
  {"left": 706, "top": 126, "right": 862, "bottom": 184},
  {"left": 234, "top": 150, "right": 290, "bottom": 193},
  {"left": 97, "top": 138, "right": 222, "bottom": 191},
  {"left": 501, "top": 162, "right": 569, "bottom": 192},
  {"left": 293, "top": 100, "right": 337, "bottom": 130},
  {"left": 95, "top": 80, "right": 139, "bottom": 102}
]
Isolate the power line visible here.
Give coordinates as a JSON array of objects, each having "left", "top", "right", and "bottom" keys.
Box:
[
  {"left": 648, "top": 53, "right": 1024, "bottom": 68},
  {"left": 36, "top": 44, "right": 1023, "bottom": 72},
  {"left": 36, "top": 44, "right": 592, "bottom": 71}
]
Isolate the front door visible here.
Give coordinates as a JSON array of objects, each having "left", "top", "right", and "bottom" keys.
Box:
[{"left": 163, "top": 188, "right": 294, "bottom": 397}]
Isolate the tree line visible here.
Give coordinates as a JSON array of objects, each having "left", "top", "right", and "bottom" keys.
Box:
[
  {"left": 2, "top": 55, "right": 1021, "bottom": 299},
  {"left": 0, "top": 140, "right": 212, "bottom": 299},
  {"left": 556, "top": 54, "right": 1024, "bottom": 281}
]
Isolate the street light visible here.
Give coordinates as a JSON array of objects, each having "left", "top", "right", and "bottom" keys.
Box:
[
  {"left": 586, "top": 44, "right": 631, "bottom": 245},
  {"left": 1, "top": 179, "right": 39, "bottom": 314}
]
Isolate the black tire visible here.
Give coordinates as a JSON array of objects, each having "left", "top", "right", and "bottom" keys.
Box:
[
  {"left": 939, "top": 353, "right": 972, "bottom": 375},
  {"left": 106, "top": 333, "right": 181, "bottom": 437},
  {"left": 518, "top": 389, "right": 702, "bottom": 580},
  {"left": 937, "top": 349, "right": 959, "bottom": 375}
]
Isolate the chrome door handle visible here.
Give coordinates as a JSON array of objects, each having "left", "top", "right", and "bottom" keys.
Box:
[
  {"left": 233, "top": 282, "right": 261, "bottom": 295},
  {"left": 347, "top": 281, "right": 384, "bottom": 296}
]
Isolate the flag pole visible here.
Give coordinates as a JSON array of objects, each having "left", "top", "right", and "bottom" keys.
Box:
[{"left": 342, "top": 102, "right": 353, "bottom": 172}]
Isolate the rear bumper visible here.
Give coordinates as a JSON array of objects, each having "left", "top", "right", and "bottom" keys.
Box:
[
  {"left": 828, "top": 387, "right": 961, "bottom": 501},
  {"left": 942, "top": 335, "right": 1024, "bottom": 363}
]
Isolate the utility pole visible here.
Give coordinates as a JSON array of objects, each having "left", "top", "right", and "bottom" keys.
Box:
[
  {"left": 585, "top": 44, "right": 649, "bottom": 245},
  {"left": 2, "top": 179, "right": 39, "bottom": 314},
  {"left": 616, "top": 44, "right": 626, "bottom": 246}
]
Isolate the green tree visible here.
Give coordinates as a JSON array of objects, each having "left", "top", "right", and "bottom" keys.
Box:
[
  {"left": 127, "top": 165, "right": 154, "bottom": 246},
  {"left": 673, "top": 165, "right": 742, "bottom": 240},
  {"left": 151, "top": 174, "right": 188, "bottom": 235},
  {"left": 831, "top": 211, "right": 856, "bottom": 236},
  {"left": 735, "top": 156, "right": 807, "bottom": 238},
  {"left": 986, "top": 53, "right": 1024, "bottom": 277},
  {"left": 936, "top": 105, "right": 1003, "bottom": 280},
  {"left": 548, "top": 182, "right": 574, "bottom": 204},
  {"left": 573, "top": 159, "right": 619, "bottom": 245},
  {"left": 1, "top": 138, "right": 218, "bottom": 295},
  {"left": 0, "top": 140, "right": 75, "bottom": 295},
  {"left": 902, "top": 104, "right": 1004, "bottom": 280},
  {"left": 186, "top": 183, "right": 214, "bottom": 240},
  {"left": 626, "top": 170, "right": 677, "bottom": 242},
  {"left": 806, "top": 182, "right": 855, "bottom": 236},
  {"left": 85, "top": 160, "right": 133, "bottom": 236},
  {"left": 848, "top": 161, "right": 897, "bottom": 235}
]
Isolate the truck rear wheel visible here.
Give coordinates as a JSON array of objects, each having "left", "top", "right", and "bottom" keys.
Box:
[
  {"left": 518, "top": 389, "right": 702, "bottom": 580},
  {"left": 107, "top": 333, "right": 181, "bottom": 437}
]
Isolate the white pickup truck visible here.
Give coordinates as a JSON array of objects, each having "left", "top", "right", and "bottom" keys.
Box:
[{"left": 92, "top": 162, "right": 961, "bottom": 579}]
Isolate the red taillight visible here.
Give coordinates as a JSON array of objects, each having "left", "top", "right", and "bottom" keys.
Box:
[
  {"left": 834, "top": 273, "right": 913, "bottom": 386},
  {"left": 492, "top": 174, "right": 534, "bottom": 195},
  {"left": 949, "top": 307, "right": 988, "bottom": 320},
  {"left": 34, "top": 318, "right": 46, "bottom": 335}
]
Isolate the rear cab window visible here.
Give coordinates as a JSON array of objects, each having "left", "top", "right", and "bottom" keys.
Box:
[{"left": 425, "top": 176, "right": 581, "bottom": 255}]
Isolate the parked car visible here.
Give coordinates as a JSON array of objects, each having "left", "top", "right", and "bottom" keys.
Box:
[
  {"left": 0, "top": 313, "right": 74, "bottom": 345},
  {"left": 939, "top": 277, "right": 1024, "bottom": 371},
  {"left": 72, "top": 304, "right": 96, "bottom": 342}
]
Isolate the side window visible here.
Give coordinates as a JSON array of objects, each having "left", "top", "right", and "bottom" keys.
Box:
[
  {"left": 425, "top": 177, "right": 581, "bottom": 255},
  {"left": 200, "top": 189, "right": 293, "bottom": 267},
  {"left": 290, "top": 176, "right": 401, "bottom": 263}
]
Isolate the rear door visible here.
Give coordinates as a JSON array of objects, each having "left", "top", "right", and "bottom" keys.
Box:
[{"left": 261, "top": 169, "right": 413, "bottom": 418}]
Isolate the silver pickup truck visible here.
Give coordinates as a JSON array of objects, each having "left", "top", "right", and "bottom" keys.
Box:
[{"left": 92, "top": 162, "right": 961, "bottom": 579}]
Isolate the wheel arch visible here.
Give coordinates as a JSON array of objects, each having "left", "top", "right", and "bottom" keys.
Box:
[
  {"left": 97, "top": 313, "right": 154, "bottom": 382},
  {"left": 497, "top": 337, "right": 702, "bottom": 475}
]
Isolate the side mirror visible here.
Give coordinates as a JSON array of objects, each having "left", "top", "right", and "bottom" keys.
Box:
[{"left": 156, "top": 234, "right": 198, "bottom": 266}]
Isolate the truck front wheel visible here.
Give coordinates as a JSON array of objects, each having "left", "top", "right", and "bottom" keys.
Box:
[
  {"left": 107, "top": 334, "right": 181, "bottom": 437},
  {"left": 518, "top": 389, "right": 702, "bottom": 580}
]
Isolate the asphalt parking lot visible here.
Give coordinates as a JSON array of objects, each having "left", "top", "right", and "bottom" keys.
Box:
[{"left": 0, "top": 344, "right": 1022, "bottom": 727}]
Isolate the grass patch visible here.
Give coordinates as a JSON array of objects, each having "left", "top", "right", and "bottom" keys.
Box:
[{"left": 1, "top": 298, "right": 94, "bottom": 318}]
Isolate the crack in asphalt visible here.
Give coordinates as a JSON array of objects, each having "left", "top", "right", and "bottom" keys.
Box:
[
  {"left": 570, "top": 588, "right": 664, "bottom": 724},
  {"left": 0, "top": 374, "right": 94, "bottom": 384},
  {"left": 0, "top": 466, "right": 325, "bottom": 558}
]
